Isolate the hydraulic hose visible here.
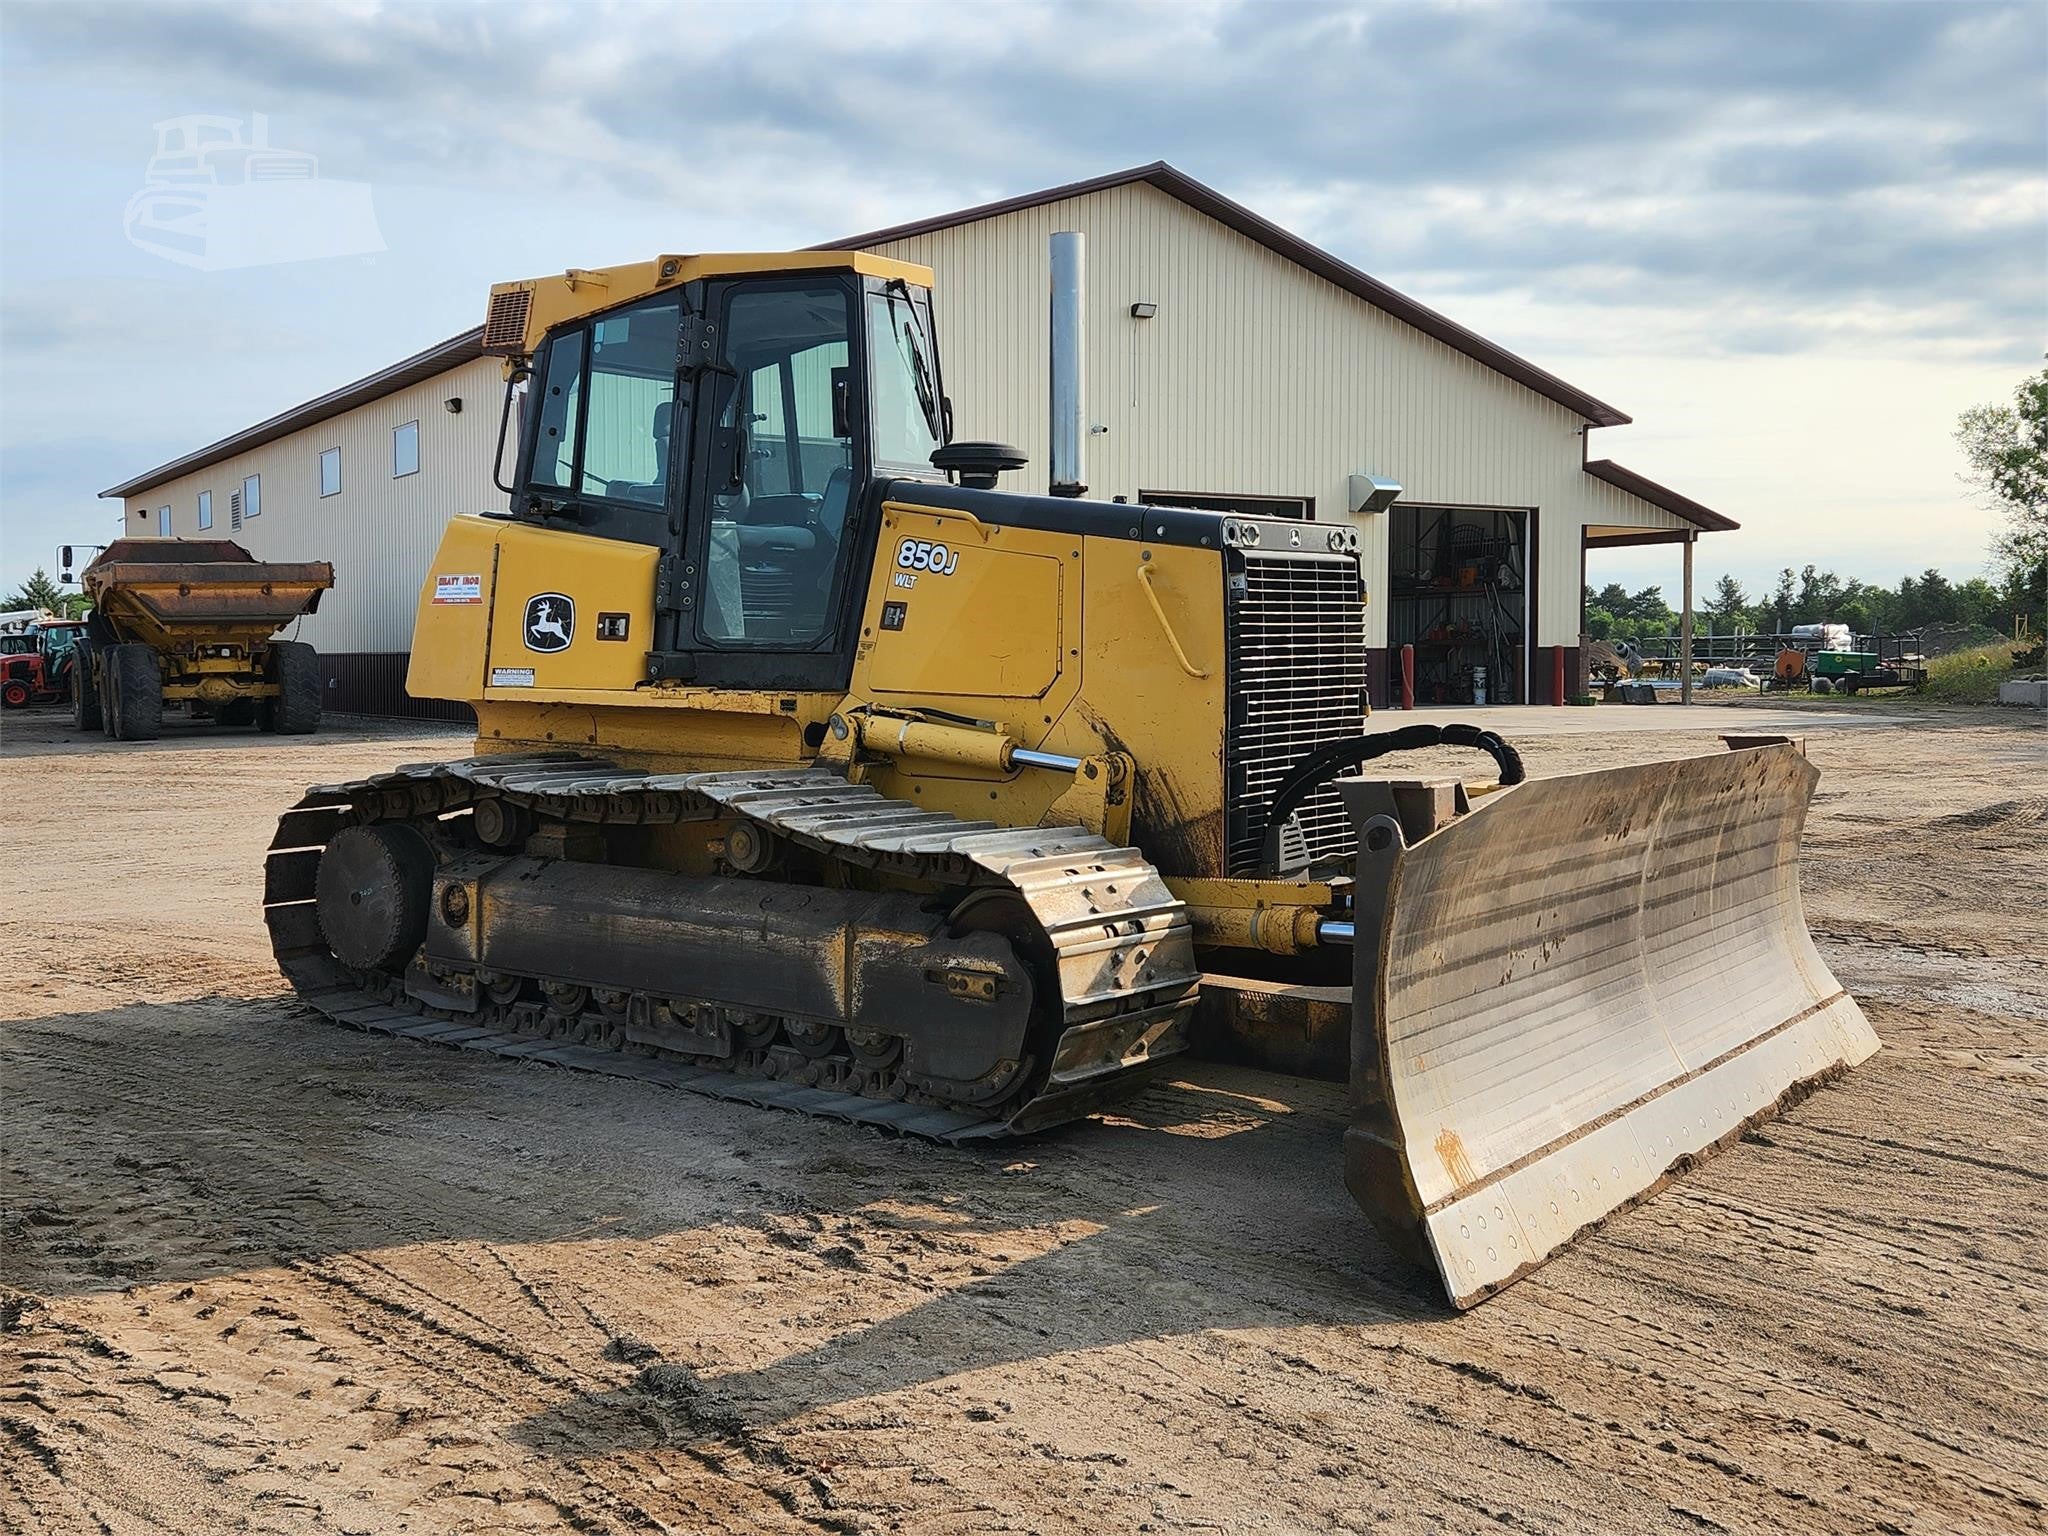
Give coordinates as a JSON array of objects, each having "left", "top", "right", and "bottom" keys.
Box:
[{"left": 1257, "top": 723, "right": 1527, "bottom": 874}]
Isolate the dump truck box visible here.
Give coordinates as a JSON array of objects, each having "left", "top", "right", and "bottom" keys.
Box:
[
  {"left": 84, "top": 538, "right": 332, "bottom": 647},
  {"left": 76, "top": 538, "right": 334, "bottom": 741},
  {"left": 1338, "top": 740, "right": 1877, "bottom": 1307}
]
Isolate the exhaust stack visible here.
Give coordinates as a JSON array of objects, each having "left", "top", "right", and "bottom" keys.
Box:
[{"left": 1048, "top": 231, "right": 1086, "bottom": 497}]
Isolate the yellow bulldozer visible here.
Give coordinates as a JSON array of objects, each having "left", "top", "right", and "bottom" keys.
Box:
[{"left": 265, "top": 249, "right": 1875, "bottom": 1307}]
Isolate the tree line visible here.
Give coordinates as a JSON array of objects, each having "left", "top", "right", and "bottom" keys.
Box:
[
  {"left": 1584, "top": 562, "right": 2043, "bottom": 646},
  {"left": 1589, "top": 363, "right": 2047, "bottom": 648}
]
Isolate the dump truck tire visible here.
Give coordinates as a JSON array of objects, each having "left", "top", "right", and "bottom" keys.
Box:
[
  {"left": 71, "top": 643, "right": 102, "bottom": 731},
  {"left": 108, "top": 644, "right": 163, "bottom": 741},
  {"left": 263, "top": 642, "right": 321, "bottom": 735}
]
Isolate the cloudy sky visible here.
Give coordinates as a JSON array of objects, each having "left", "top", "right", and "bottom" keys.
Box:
[{"left": 1, "top": 0, "right": 2042, "bottom": 602}]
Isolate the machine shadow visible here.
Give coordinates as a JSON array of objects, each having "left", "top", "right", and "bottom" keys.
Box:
[
  {"left": 510, "top": 1179, "right": 1439, "bottom": 1459},
  {"left": 2, "top": 996, "right": 1441, "bottom": 1397},
  {"left": 497, "top": 1077, "right": 1442, "bottom": 1454}
]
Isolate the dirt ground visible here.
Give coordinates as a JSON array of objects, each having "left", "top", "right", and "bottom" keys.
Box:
[{"left": 2, "top": 704, "right": 2043, "bottom": 1535}]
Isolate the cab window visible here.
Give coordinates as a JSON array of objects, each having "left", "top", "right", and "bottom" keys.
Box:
[
  {"left": 698, "top": 285, "right": 854, "bottom": 648},
  {"left": 582, "top": 303, "right": 678, "bottom": 504},
  {"left": 523, "top": 295, "right": 680, "bottom": 516},
  {"left": 867, "top": 290, "right": 942, "bottom": 471}
]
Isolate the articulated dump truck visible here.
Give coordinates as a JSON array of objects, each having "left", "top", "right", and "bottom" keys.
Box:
[
  {"left": 265, "top": 251, "right": 1876, "bottom": 1307},
  {"left": 75, "top": 538, "right": 334, "bottom": 741}
]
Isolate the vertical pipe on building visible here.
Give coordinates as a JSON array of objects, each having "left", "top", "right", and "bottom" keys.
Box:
[
  {"left": 1048, "top": 232, "right": 1086, "bottom": 498},
  {"left": 1681, "top": 531, "right": 1696, "bottom": 706},
  {"left": 1400, "top": 643, "right": 1415, "bottom": 711},
  {"left": 1553, "top": 644, "right": 1566, "bottom": 706}
]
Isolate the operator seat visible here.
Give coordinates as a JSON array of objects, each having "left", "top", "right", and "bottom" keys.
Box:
[{"left": 608, "top": 400, "right": 671, "bottom": 505}]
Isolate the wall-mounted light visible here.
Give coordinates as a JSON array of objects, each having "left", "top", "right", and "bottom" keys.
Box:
[
  {"left": 1130, "top": 301, "right": 1158, "bottom": 319},
  {"left": 444, "top": 397, "right": 463, "bottom": 414}
]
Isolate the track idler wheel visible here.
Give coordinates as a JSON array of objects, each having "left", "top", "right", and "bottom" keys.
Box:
[
  {"left": 784, "top": 1021, "right": 840, "bottom": 1059},
  {"left": 845, "top": 1029, "right": 903, "bottom": 1070},
  {"left": 315, "top": 823, "right": 435, "bottom": 973}
]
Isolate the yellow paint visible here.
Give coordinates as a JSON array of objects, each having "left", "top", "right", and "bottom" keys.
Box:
[
  {"left": 470, "top": 698, "right": 819, "bottom": 768},
  {"left": 406, "top": 242, "right": 1277, "bottom": 879},
  {"left": 406, "top": 514, "right": 499, "bottom": 701},
  {"left": 406, "top": 499, "right": 1242, "bottom": 875},
  {"left": 484, "top": 521, "right": 655, "bottom": 693},
  {"left": 864, "top": 507, "right": 1066, "bottom": 700},
  {"left": 490, "top": 251, "right": 936, "bottom": 356}
]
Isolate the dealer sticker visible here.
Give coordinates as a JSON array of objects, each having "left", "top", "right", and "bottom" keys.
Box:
[
  {"left": 433, "top": 573, "right": 484, "bottom": 604},
  {"left": 489, "top": 666, "right": 535, "bottom": 688}
]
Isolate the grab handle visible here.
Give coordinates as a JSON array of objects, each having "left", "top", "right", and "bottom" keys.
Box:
[{"left": 1136, "top": 560, "right": 1210, "bottom": 679}]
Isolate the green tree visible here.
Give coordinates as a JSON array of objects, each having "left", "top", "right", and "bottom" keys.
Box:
[
  {"left": 4, "top": 568, "right": 64, "bottom": 613},
  {"left": 1957, "top": 366, "right": 2048, "bottom": 586},
  {"left": 1704, "top": 574, "right": 1750, "bottom": 630},
  {"left": 1582, "top": 585, "right": 1617, "bottom": 641},
  {"left": 1764, "top": 568, "right": 1797, "bottom": 633},
  {"left": 1626, "top": 586, "right": 1673, "bottom": 626},
  {"left": 1903, "top": 567, "right": 1958, "bottom": 626},
  {"left": 1955, "top": 577, "right": 2000, "bottom": 630},
  {"left": 1796, "top": 564, "right": 1845, "bottom": 616},
  {"left": 1834, "top": 579, "right": 1890, "bottom": 638}
]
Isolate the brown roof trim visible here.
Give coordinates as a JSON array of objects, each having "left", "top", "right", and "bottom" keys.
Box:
[
  {"left": 826, "top": 161, "right": 1633, "bottom": 429},
  {"left": 99, "top": 327, "right": 487, "bottom": 499},
  {"left": 1584, "top": 459, "right": 1739, "bottom": 532}
]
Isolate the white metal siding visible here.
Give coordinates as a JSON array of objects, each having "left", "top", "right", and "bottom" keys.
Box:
[
  {"left": 122, "top": 356, "right": 509, "bottom": 653},
  {"left": 863, "top": 182, "right": 1690, "bottom": 647}
]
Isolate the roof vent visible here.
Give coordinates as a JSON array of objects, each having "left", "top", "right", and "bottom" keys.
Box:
[{"left": 483, "top": 289, "right": 534, "bottom": 355}]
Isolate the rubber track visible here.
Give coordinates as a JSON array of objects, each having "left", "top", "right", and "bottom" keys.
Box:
[{"left": 264, "top": 754, "right": 1200, "bottom": 1143}]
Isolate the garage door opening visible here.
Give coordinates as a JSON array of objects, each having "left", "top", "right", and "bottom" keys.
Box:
[{"left": 1388, "top": 505, "right": 1528, "bottom": 705}]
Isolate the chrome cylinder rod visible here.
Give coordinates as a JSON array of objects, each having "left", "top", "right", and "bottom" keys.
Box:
[{"left": 1010, "top": 746, "right": 1084, "bottom": 773}]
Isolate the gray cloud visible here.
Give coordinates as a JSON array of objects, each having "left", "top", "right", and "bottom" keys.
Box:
[
  {"left": 0, "top": 0, "right": 2041, "bottom": 592},
  {"left": 6, "top": 0, "right": 2038, "bottom": 359}
]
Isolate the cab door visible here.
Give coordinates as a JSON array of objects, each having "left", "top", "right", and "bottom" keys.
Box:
[{"left": 668, "top": 277, "right": 873, "bottom": 692}]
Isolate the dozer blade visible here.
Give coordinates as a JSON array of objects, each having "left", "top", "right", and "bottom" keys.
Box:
[{"left": 1338, "top": 742, "right": 1876, "bottom": 1308}]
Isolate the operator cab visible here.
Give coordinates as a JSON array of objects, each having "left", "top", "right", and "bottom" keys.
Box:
[{"left": 500, "top": 255, "right": 950, "bottom": 686}]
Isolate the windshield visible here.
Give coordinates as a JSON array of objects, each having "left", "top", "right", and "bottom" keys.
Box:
[{"left": 867, "top": 289, "right": 942, "bottom": 470}]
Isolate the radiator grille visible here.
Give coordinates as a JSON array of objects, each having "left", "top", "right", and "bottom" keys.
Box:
[
  {"left": 483, "top": 289, "right": 534, "bottom": 354},
  {"left": 1225, "top": 551, "right": 1369, "bottom": 874}
]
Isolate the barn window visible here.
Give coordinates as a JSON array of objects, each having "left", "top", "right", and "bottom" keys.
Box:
[
  {"left": 197, "top": 490, "right": 213, "bottom": 530},
  {"left": 320, "top": 447, "right": 341, "bottom": 497},
  {"left": 393, "top": 420, "right": 420, "bottom": 478},
  {"left": 1139, "top": 489, "right": 1313, "bottom": 521}
]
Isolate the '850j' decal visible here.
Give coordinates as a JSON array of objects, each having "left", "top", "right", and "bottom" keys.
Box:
[{"left": 895, "top": 538, "right": 959, "bottom": 580}]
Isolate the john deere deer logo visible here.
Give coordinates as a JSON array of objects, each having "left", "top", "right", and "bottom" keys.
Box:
[{"left": 523, "top": 593, "right": 574, "bottom": 653}]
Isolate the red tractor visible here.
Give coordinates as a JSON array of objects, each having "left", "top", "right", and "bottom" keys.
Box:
[{"left": 0, "top": 621, "right": 88, "bottom": 709}]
